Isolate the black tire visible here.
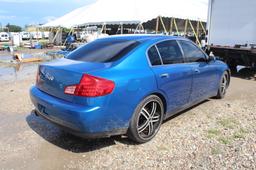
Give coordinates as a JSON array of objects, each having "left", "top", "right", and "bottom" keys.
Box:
[
  {"left": 128, "top": 95, "right": 164, "bottom": 143},
  {"left": 215, "top": 71, "right": 229, "bottom": 99}
]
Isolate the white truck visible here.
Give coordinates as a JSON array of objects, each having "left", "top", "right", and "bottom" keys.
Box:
[
  {"left": 21, "top": 32, "right": 31, "bottom": 40},
  {"left": 0, "top": 32, "right": 10, "bottom": 42},
  {"left": 207, "top": 0, "right": 256, "bottom": 71}
]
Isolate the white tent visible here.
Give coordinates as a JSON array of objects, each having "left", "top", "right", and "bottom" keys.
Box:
[{"left": 44, "top": 0, "right": 208, "bottom": 28}]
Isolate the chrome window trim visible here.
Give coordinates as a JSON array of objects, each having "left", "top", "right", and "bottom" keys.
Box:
[
  {"left": 177, "top": 39, "right": 209, "bottom": 63},
  {"left": 154, "top": 45, "right": 164, "bottom": 65},
  {"left": 146, "top": 39, "right": 186, "bottom": 68}
]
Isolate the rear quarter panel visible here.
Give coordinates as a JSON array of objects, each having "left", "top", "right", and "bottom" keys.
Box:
[{"left": 86, "top": 45, "right": 163, "bottom": 129}]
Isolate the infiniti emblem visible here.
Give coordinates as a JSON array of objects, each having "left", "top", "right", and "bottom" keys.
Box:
[{"left": 41, "top": 67, "right": 54, "bottom": 81}]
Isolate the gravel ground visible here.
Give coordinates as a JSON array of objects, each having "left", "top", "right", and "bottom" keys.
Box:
[{"left": 0, "top": 64, "right": 255, "bottom": 170}]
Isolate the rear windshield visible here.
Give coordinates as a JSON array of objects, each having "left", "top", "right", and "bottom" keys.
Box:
[{"left": 66, "top": 39, "right": 140, "bottom": 63}]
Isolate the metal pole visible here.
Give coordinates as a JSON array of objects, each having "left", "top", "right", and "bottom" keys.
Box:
[
  {"left": 155, "top": 16, "right": 159, "bottom": 34},
  {"left": 173, "top": 18, "right": 180, "bottom": 35},
  {"left": 196, "top": 20, "right": 200, "bottom": 38},
  {"left": 188, "top": 20, "right": 201, "bottom": 46},
  {"left": 169, "top": 18, "right": 173, "bottom": 34},
  {"left": 184, "top": 19, "right": 188, "bottom": 36},
  {"left": 199, "top": 21, "right": 206, "bottom": 35},
  {"left": 159, "top": 16, "right": 168, "bottom": 34},
  {"left": 120, "top": 23, "right": 123, "bottom": 34}
]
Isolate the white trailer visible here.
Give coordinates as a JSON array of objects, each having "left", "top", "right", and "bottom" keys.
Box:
[{"left": 207, "top": 0, "right": 256, "bottom": 70}]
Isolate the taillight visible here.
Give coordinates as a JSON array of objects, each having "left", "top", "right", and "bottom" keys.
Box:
[{"left": 64, "top": 74, "right": 115, "bottom": 97}]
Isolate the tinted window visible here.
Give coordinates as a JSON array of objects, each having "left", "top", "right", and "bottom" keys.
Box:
[
  {"left": 148, "top": 46, "right": 162, "bottom": 66},
  {"left": 179, "top": 40, "right": 206, "bottom": 62},
  {"left": 67, "top": 39, "right": 140, "bottom": 63},
  {"left": 156, "top": 40, "right": 183, "bottom": 64}
]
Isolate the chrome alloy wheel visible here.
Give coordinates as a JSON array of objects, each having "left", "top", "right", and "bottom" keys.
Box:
[
  {"left": 137, "top": 101, "right": 162, "bottom": 140},
  {"left": 221, "top": 74, "right": 228, "bottom": 95}
]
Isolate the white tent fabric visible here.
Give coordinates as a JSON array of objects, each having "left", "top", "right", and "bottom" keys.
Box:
[{"left": 43, "top": 0, "right": 208, "bottom": 28}]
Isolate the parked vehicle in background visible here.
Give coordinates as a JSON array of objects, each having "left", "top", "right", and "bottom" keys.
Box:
[
  {"left": 30, "top": 35, "right": 230, "bottom": 143},
  {"left": 84, "top": 32, "right": 109, "bottom": 43},
  {"left": 207, "top": 0, "right": 256, "bottom": 71},
  {"left": 75, "top": 26, "right": 109, "bottom": 42},
  {"left": 43, "top": 32, "right": 50, "bottom": 39},
  {"left": 21, "top": 32, "right": 31, "bottom": 40},
  {"left": 31, "top": 32, "right": 43, "bottom": 39},
  {"left": 0, "top": 32, "right": 10, "bottom": 42}
]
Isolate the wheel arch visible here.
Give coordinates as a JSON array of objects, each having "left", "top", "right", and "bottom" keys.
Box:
[{"left": 151, "top": 92, "right": 167, "bottom": 116}]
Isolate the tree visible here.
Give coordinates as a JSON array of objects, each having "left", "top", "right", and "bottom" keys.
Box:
[{"left": 5, "top": 23, "right": 22, "bottom": 32}]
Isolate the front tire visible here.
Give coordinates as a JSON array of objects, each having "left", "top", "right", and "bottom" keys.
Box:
[
  {"left": 215, "top": 71, "right": 229, "bottom": 99},
  {"left": 128, "top": 95, "right": 164, "bottom": 143}
]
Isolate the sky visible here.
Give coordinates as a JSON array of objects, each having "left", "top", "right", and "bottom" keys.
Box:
[{"left": 0, "top": 0, "right": 95, "bottom": 27}]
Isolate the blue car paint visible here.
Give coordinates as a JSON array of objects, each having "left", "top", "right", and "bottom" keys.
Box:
[{"left": 30, "top": 35, "right": 229, "bottom": 137}]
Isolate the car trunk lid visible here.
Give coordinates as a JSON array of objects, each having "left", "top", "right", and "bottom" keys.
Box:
[{"left": 37, "top": 58, "right": 110, "bottom": 103}]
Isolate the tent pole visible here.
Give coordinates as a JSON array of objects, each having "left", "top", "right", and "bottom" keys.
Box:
[
  {"left": 134, "top": 25, "right": 139, "bottom": 34},
  {"left": 169, "top": 18, "right": 173, "bottom": 35},
  {"left": 121, "top": 23, "right": 123, "bottom": 34},
  {"left": 184, "top": 19, "right": 188, "bottom": 36},
  {"left": 199, "top": 21, "right": 206, "bottom": 35},
  {"left": 159, "top": 16, "right": 167, "bottom": 34},
  {"left": 140, "top": 23, "right": 145, "bottom": 33},
  {"left": 52, "top": 27, "right": 61, "bottom": 44},
  {"left": 116, "top": 24, "right": 121, "bottom": 34},
  {"left": 134, "top": 24, "right": 139, "bottom": 34},
  {"left": 188, "top": 20, "right": 201, "bottom": 46},
  {"left": 100, "top": 23, "right": 105, "bottom": 33},
  {"left": 155, "top": 16, "right": 159, "bottom": 34},
  {"left": 173, "top": 18, "right": 180, "bottom": 35},
  {"left": 196, "top": 20, "right": 200, "bottom": 38},
  {"left": 63, "top": 27, "right": 73, "bottom": 46}
]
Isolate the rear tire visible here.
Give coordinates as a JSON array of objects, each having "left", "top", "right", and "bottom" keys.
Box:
[
  {"left": 128, "top": 95, "right": 164, "bottom": 143},
  {"left": 215, "top": 71, "right": 229, "bottom": 99}
]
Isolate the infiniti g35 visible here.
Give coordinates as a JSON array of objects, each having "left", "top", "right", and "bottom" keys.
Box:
[{"left": 30, "top": 35, "right": 230, "bottom": 143}]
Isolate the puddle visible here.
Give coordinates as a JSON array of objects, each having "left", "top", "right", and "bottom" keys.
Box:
[
  {"left": 0, "top": 50, "right": 67, "bottom": 83},
  {"left": 0, "top": 63, "right": 39, "bottom": 83}
]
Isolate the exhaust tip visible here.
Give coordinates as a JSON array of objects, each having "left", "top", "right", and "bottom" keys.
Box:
[{"left": 33, "top": 109, "right": 39, "bottom": 117}]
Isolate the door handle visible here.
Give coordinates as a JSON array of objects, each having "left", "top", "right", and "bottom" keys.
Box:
[
  {"left": 160, "top": 73, "right": 169, "bottom": 78},
  {"left": 194, "top": 69, "right": 200, "bottom": 73}
]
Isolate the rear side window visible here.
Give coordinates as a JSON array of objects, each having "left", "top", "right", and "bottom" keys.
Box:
[
  {"left": 179, "top": 40, "right": 206, "bottom": 62},
  {"left": 156, "top": 40, "right": 184, "bottom": 64},
  {"left": 148, "top": 46, "right": 162, "bottom": 66},
  {"left": 67, "top": 39, "right": 140, "bottom": 63}
]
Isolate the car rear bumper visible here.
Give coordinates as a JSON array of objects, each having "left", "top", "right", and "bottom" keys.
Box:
[{"left": 30, "top": 86, "right": 127, "bottom": 138}]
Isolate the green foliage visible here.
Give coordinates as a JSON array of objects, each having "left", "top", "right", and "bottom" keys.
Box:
[{"left": 5, "top": 23, "right": 22, "bottom": 32}]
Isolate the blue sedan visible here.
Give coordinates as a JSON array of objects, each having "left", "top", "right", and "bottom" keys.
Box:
[{"left": 30, "top": 35, "right": 230, "bottom": 143}]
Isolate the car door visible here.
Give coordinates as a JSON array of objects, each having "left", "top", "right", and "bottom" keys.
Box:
[
  {"left": 178, "top": 40, "right": 218, "bottom": 102},
  {"left": 148, "top": 40, "right": 193, "bottom": 115}
]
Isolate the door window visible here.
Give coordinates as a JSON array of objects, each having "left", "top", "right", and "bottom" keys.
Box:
[
  {"left": 147, "top": 46, "right": 162, "bottom": 66},
  {"left": 179, "top": 40, "right": 206, "bottom": 62},
  {"left": 156, "top": 40, "right": 184, "bottom": 64}
]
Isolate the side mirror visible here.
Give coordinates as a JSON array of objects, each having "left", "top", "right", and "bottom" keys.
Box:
[{"left": 207, "top": 55, "right": 216, "bottom": 62}]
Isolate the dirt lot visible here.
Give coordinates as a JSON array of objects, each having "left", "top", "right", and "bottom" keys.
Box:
[{"left": 0, "top": 63, "right": 255, "bottom": 170}]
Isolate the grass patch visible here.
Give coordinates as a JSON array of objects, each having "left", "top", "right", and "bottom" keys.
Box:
[
  {"left": 207, "top": 129, "right": 221, "bottom": 138},
  {"left": 217, "top": 118, "right": 238, "bottom": 129},
  {"left": 211, "top": 146, "right": 222, "bottom": 155},
  {"left": 232, "top": 128, "right": 249, "bottom": 139},
  {"left": 218, "top": 136, "right": 231, "bottom": 145},
  {"left": 239, "top": 128, "right": 249, "bottom": 134},
  {"left": 233, "top": 132, "right": 245, "bottom": 139}
]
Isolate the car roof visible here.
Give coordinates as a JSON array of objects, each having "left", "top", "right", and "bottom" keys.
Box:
[{"left": 100, "top": 34, "right": 187, "bottom": 43}]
